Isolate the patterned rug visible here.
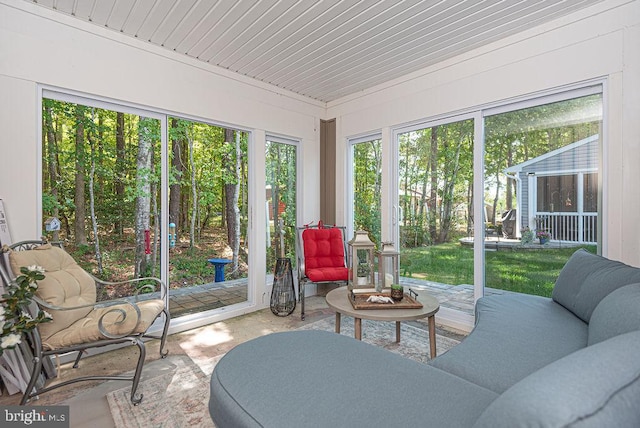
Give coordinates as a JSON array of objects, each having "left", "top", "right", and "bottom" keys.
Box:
[
  {"left": 297, "top": 317, "right": 460, "bottom": 363},
  {"left": 107, "top": 354, "right": 219, "bottom": 428},
  {"left": 107, "top": 318, "right": 460, "bottom": 427}
]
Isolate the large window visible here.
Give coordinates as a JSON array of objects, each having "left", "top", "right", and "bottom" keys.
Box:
[
  {"left": 350, "top": 137, "right": 382, "bottom": 246},
  {"left": 41, "top": 91, "right": 255, "bottom": 323},
  {"left": 396, "top": 117, "right": 474, "bottom": 288},
  {"left": 484, "top": 91, "right": 602, "bottom": 296},
  {"left": 265, "top": 137, "right": 298, "bottom": 272},
  {"left": 42, "top": 98, "right": 163, "bottom": 292},
  {"left": 365, "top": 85, "right": 605, "bottom": 320}
]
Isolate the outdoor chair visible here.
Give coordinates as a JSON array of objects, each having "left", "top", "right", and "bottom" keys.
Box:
[
  {"left": 0, "top": 240, "right": 170, "bottom": 405},
  {"left": 295, "top": 222, "right": 349, "bottom": 320}
]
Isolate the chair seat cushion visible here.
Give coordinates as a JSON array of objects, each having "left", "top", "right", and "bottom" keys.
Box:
[
  {"left": 43, "top": 299, "right": 165, "bottom": 350},
  {"left": 306, "top": 266, "right": 349, "bottom": 282},
  {"left": 430, "top": 293, "right": 588, "bottom": 393}
]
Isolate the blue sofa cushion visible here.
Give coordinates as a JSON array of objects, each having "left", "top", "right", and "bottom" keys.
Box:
[
  {"left": 473, "top": 330, "right": 640, "bottom": 428},
  {"left": 588, "top": 283, "right": 640, "bottom": 345},
  {"left": 552, "top": 249, "right": 640, "bottom": 323},
  {"left": 209, "top": 330, "right": 498, "bottom": 428},
  {"left": 430, "top": 293, "right": 587, "bottom": 393}
]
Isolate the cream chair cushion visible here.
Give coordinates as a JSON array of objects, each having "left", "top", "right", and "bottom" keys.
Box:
[
  {"left": 10, "top": 244, "right": 96, "bottom": 341},
  {"left": 43, "top": 299, "right": 165, "bottom": 350},
  {"left": 9, "top": 244, "right": 165, "bottom": 350}
]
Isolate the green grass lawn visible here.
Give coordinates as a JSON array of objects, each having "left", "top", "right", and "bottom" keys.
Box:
[{"left": 401, "top": 243, "right": 596, "bottom": 297}]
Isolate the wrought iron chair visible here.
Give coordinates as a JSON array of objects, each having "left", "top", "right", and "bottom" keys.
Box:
[
  {"left": 295, "top": 222, "right": 349, "bottom": 320},
  {"left": 0, "top": 240, "right": 170, "bottom": 405}
]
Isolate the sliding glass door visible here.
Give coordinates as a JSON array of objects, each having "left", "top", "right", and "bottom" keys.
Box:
[
  {"left": 395, "top": 117, "right": 475, "bottom": 315},
  {"left": 375, "top": 85, "right": 604, "bottom": 320},
  {"left": 483, "top": 91, "right": 602, "bottom": 297},
  {"left": 41, "top": 90, "right": 257, "bottom": 323}
]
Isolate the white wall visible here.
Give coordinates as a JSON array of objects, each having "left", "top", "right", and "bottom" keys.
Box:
[
  {"left": 0, "top": 0, "right": 327, "bottom": 327},
  {"left": 328, "top": 0, "right": 640, "bottom": 267},
  {"left": 0, "top": 0, "right": 325, "bottom": 243}
]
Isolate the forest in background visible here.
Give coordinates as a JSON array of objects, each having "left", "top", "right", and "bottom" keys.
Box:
[
  {"left": 353, "top": 94, "right": 602, "bottom": 250},
  {"left": 41, "top": 98, "right": 250, "bottom": 294}
]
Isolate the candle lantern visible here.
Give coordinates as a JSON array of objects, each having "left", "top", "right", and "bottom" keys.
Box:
[
  {"left": 377, "top": 241, "right": 400, "bottom": 293},
  {"left": 348, "top": 230, "right": 376, "bottom": 292}
]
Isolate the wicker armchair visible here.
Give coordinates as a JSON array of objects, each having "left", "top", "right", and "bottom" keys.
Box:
[{"left": 0, "top": 240, "right": 170, "bottom": 405}]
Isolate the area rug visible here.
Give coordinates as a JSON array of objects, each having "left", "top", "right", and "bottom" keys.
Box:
[
  {"left": 107, "top": 318, "right": 460, "bottom": 427},
  {"left": 297, "top": 317, "right": 460, "bottom": 363},
  {"left": 106, "top": 354, "right": 220, "bottom": 428}
]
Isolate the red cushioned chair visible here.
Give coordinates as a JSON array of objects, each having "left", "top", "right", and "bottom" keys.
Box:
[{"left": 295, "top": 222, "right": 349, "bottom": 320}]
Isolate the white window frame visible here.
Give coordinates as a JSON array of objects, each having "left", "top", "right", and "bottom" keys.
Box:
[
  {"left": 38, "top": 85, "right": 264, "bottom": 335},
  {"left": 382, "top": 81, "right": 605, "bottom": 330},
  {"left": 347, "top": 132, "right": 382, "bottom": 241}
]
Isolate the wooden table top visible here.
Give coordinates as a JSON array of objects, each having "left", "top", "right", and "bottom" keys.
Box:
[{"left": 325, "top": 287, "right": 439, "bottom": 321}]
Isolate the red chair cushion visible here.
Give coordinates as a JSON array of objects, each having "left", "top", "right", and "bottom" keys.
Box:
[{"left": 302, "top": 228, "right": 349, "bottom": 282}]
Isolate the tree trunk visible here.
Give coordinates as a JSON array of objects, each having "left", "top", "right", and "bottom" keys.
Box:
[
  {"left": 506, "top": 143, "right": 514, "bottom": 210},
  {"left": 428, "top": 126, "right": 438, "bottom": 243},
  {"left": 134, "top": 117, "right": 152, "bottom": 278},
  {"left": 223, "top": 129, "right": 240, "bottom": 272},
  {"left": 87, "top": 109, "right": 103, "bottom": 275},
  {"left": 44, "top": 102, "right": 60, "bottom": 241},
  {"left": 187, "top": 127, "right": 197, "bottom": 249},
  {"left": 114, "top": 112, "right": 126, "bottom": 235},
  {"left": 74, "top": 105, "right": 88, "bottom": 246},
  {"left": 439, "top": 130, "right": 463, "bottom": 243},
  {"left": 169, "top": 118, "right": 183, "bottom": 242}
]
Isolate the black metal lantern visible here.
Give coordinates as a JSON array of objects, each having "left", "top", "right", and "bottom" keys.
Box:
[{"left": 270, "top": 258, "right": 296, "bottom": 316}]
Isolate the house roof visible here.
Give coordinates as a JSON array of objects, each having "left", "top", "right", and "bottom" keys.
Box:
[
  {"left": 504, "top": 134, "right": 600, "bottom": 174},
  {"left": 21, "top": 0, "right": 605, "bottom": 103}
]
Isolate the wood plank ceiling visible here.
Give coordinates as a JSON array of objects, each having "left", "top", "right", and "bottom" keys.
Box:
[{"left": 26, "top": 0, "right": 604, "bottom": 102}]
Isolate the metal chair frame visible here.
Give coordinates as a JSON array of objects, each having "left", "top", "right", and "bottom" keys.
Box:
[
  {"left": 0, "top": 240, "right": 170, "bottom": 405},
  {"left": 295, "top": 223, "right": 349, "bottom": 320}
]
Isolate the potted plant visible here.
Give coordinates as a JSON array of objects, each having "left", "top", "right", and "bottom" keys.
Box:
[
  {"left": 520, "top": 227, "right": 535, "bottom": 245},
  {"left": 536, "top": 230, "right": 551, "bottom": 244},
  {"left": 1, "top": 266, "right": 52, "bottom": 356},
  {"left": 356, "top": 262, "right": 371, "bottom": 286},
  {"left": 390, "top": 283, "right": 404, "bottom": 301}
]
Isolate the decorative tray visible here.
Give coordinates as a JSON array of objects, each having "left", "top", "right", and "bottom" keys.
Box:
[{"left": 348, "top": 290, "right": 423, "bottom": 310}]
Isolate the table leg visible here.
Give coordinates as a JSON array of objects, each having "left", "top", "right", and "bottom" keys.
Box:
[
  {"left": 355, "top": 318, "right": 362, "bottom": 340},
  {"left": 335, "top": 312, "right": 341, "bottom": 334},
  {"left": 428, "top": 315, "right": 437, "bottom": 359},
  {"left": 395, "top": 321, "right": 401, "bottom": 343}
]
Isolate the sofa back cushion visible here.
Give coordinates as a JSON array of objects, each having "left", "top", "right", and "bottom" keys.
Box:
[
  {"left": 473, "top": 330, "right": 640, "bottom": 428},
  {"left": 552, "top": 249, "right": 640, "bottom": 323},
  {"left": 9, "top": 244, "right": 96, "bottom": 340},
  {"left": 588, "top": 283, "right": 640, "bottom": 345}
]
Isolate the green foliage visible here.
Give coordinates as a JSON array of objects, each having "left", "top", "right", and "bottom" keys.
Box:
[
  {"left": 353, "top": 139, "right": 381, "bottom": 246},
  {"left": 1, "top": 266, "right": 53, "bottom": 355}
]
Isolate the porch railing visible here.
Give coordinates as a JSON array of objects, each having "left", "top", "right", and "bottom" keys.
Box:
[{"left": 534, "top": 213, "right": 597, "bottom": 244}]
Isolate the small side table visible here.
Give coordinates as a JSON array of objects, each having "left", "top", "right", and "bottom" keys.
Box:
[
  {"left": 325, "top": 287, "right": 440, "bottom": 359},
  {"left": 208, "top": 258, "right": 232, "bottom": 282}
]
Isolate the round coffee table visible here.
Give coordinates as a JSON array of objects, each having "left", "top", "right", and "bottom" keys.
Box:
[{"left": 325, "top": 287, "right": 440, "bottom": 359}]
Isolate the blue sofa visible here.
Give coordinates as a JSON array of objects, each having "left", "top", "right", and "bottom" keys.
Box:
[{"left": 209, "top": 249, "right": 640, "bottom": 427}]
